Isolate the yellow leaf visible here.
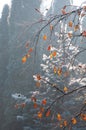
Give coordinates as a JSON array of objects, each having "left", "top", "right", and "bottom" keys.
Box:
[{"left": 63, "top": 87, "right": 68, "bottom": 93}]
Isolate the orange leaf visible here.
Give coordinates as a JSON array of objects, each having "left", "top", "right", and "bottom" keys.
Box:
[
  {"left": 36, "top": 74, "right": 41, "bottom": 80},
  {"left": 31, "top": 96, "right": 36, "bottom": 102},
  {"left": 46, "top": 110, "right": 51, "bottom": 117},
  {"left": 36, "top": 81, "right": 41, "bottom": 87},
  {"left": 43, "top": 35, "right": 47, "bottom": 40},
  {"left": 74, "top": 25, "right": 79, "bottom": 31},
  {"left": 63, "top": 87, "right": 68, "bottom": 93},
  {"left": 42, "top": 99, "right": 47, "bottom": 105},
  {"left": 52, "top": 51, "right": 57, "bottom": 57},
  {"left": 40, "top": 107, "right": 44, "bottom": 112},
  {"left": 22, "top": 56, "right": 27, "bottom": 63},
  {"left": 57, "top": 113, "right": 62, "bottom": 121},
  {"left": 63, "top": 120, "right": 68, "bottom": 127},
  {"left": 81, "top": 113, "right": 86, "bottom": 121},
  {"left": 71, "top": 118, "right": 77, "bottom": 124},
  {"left": 28, "top": 48, "right": 33, "bottom": 53},
  {"left": 68, "top": 21, "right": 73, "bottom": 27},
  {"left": 37, "top": 111, "right": 42, "bottom": 118},
  {"left": 33, "top": 102, "right": 38, "bottom": 108}
]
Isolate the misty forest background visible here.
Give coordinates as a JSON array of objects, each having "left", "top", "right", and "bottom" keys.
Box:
[{"left": 0, "top": 0, "right": 86, "bottom": 130}]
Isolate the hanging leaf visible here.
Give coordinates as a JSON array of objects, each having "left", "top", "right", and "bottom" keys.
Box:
[
  {"left": 68, "top": 32, "right": 73, "bottom": 38},
  {"left": 63, "top": 120, "right": 68, "bottom": 127},
  {"left": 34, "top": 102, "right": 38, "bottom": 108},
  {"left": 40, "top": 107, "right": 44, "bottom": 112},
  {"left": 82, "top": 31, "right": 86, "bottom": 37},
  {"left": 53, "top": 66, "right": 57, "bottom": 74},
  {"left": 25, "top": 42, "right": 29, "bottom": 48},
  {"left": 74, "top": 25, "right": 79, "bottom": 31},
  {"left": 57, "top": 68, "right": 62, "bottom": 76},
  {"left": 37, "top": 111, "right": 42, "bottom": 118},
  {"left": 46, "top": 110, "right": 51, "bottom": 117},
  {"left": 26, "top": 53, "right": 30, "bottom": 58},
  {"left": 68, "top": 21, "right": 73, "bottom": 27},
  {"left": 36, "top": 81, "right": 41, "bottom": 87},
  {"left": 52, "top": 51, "right": 57, "bottom": 57},
  {"left": 21, "top": 103, "right": 26, "bottom": 108},
  {"left": 50, "top": 24, "right": 53, "bottom": 31},
  {"left": 81, "top": 113, "right": 86, "bottom": 121},
  {"left": 31, "top": 96, "right": 36, "bottom": 102},
  {"left": 28, "top": 48, "right": 33, "bottom": 53},
  {"left": 63, "top": 87, "right": 68, "bottom": 93},
  {"left": 71, "top": 117, "right": 77, "bottom": 124},
  {"left": 14, "top": 104, "right": 19, "bottom": 109},
  {"left": 36, "top": 74, "right": 41, "bottom": 80},
  {"left": 47, "top": 45, "right": 51, "bottom": 51},
  {"left": 42, "top": 99, "right": 47, "bottom": 105},
  {"left": 22, "top": 56, "right": 27, "bottom": 63},
  {"left": 57, "top": 113, "right": 62, "bottom": 121},
  {"left": 61, "top": 9, "right": 66, "bottom": 15},
  {"left": 43, "top": 35, "right": 47, "bottom": 40}
]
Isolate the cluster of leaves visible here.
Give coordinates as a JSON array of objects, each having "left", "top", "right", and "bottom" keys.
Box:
[{"left": 15, "top": 4, "right": 86, "bottom": 130}]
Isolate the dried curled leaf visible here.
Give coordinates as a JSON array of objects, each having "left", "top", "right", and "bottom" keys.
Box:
[
  {"left": 71, "top": 117, "right": 77, "bottom": 124},
  {"left": 57, "top": 68, "right": 62, "bottom": 76},
  {"left": 81, "top": 113, "right": 86, "bottom": 121},
  {"left": 74, "top": 25, "right": 79, "bottom": 31}
]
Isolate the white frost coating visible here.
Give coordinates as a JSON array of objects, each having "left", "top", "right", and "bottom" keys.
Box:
[
  {"left": 70, "top": 0, "right": 86, "bottom": 6},
  {"left": 40, "top": 0, "right": 54, "bottom": 16},
  {"left": 11, "top": 93, "right": 26, "bottom": 100}
]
